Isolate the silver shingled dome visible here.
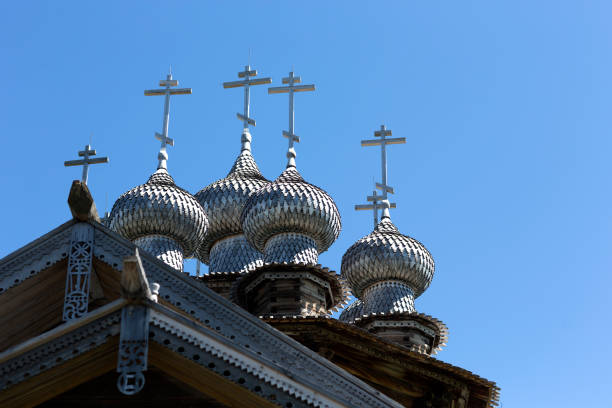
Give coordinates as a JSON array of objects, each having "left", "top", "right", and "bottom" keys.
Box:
[
  {"left": 341, "top": 217, "right": 434, "bottom": 299},
  {"left": 109, "top": 168, "right": 208, "bottom": 257},
  {"left": 241, "top": 166, "right": 341, "bottom": 254},
  {"left": 194, "top": 149, "right": 268, "bottom": 264}
]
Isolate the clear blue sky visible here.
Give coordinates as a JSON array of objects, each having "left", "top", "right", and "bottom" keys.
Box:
[{"left": 1, "top": 2, "right": 611, "bottom": 406}]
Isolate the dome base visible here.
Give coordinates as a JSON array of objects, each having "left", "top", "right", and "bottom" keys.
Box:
[
  {"left": 362, "top": 280, "right": 416, "bottom": 315},
  {"left": 209, "top": 234, "right": 263, "bottom": 274},
  {"left": 263, "top": 233, "right": 318, "bottom": 265},
  {"left": 134, "top": 235, "right": 184, "bottom": 272}
]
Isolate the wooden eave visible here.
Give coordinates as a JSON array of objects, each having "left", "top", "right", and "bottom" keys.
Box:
[
  {"left": 3, "top": 217, "right": 480, "bottom": 407},
  {"left": 266, "top": 316, "right": 500, "bottom": 408},
  {"left": 0, "top": 219, "right": 212, "bottom": 352},
  {"left": 0, "top": 258, "right": 68, "bottom": 351},
  {"left": 0, "top": 291, "right": 405, "bottom": 408},
  {"left": 0, "top": 220, "right": 76, "bottom": 276},
  {"left": 0, "top": 300, "right": 274, "bottom": 408}
]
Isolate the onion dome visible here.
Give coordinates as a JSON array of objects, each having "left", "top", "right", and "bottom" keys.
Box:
[
  {"left": 110, "top": 72, "right": 206, "bottom": 271},
  {"left": 234, "top": 70, "right": 346, "bottom": 317},
  {"left": 109, "top": 168, "right": 208, "bottom": 270},
  {"left": 194, "top": 133, "right": 269, "bottom": 268},
  {"left": 241, "top": 166, "right": 341, "bottom": 264},
  {"left": 339, "top": 212, "right": 446, "bottom": 354},
  {"left": 342, "top": 216, "right": 433, "bottom": 300}
]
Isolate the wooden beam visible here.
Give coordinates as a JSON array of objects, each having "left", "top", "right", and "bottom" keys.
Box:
[
  {"left": 121, "top": 248, "right": 152, "bottom": 300},
  {"left": 0, "top": 261, "right": 67, "bottom": 351},
  {"left": 0, "top": 337, "right": 118, "bottom": 407},
  {"left": 149, "top": 342, "right": 278, "bottom": 408}
]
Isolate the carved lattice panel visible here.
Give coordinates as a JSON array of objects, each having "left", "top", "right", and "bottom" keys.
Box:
[
  {"left": 117, "top": 305, "right": 150, "bottom": 395},
  {"left": 63, "top": 223, "right": 94, "bottom": 321}
]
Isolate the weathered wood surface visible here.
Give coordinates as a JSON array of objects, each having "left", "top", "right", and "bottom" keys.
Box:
[
  {"left": 39, "top": 367, "right": 229, "bottom": 407},
  {"left": 0, "top": 337, "right": 118, "bottom": 408},
  {"left": 149, "top": 342, "right": 278, "bottom": 408},
  {"left": 67, "top": 180, "right": 100, "bottom": 222},
  {"left": 197, "top": 274, "right": 240, "bottom": 300},
  {"left": 245, "top": 273, "right": 330, "bottom": 316},
  {"left": 267, "top": 318, "right": 497, "bottom": 408},
  {"left": 0, "top": 260, "right": 67, "bottom": 352},
  {"left": 120, "top": 248, "right": 152, "bottom": 300}
]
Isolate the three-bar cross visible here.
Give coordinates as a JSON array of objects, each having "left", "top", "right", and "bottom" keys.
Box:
[
  {"left": 361, "top": 125, "right": 406, "bottom": 199},
  {"left": 355, "top": 190, "right": 397, "bottom": 228},
  {"left": 64, "top": 143, "right": 109, "bottom": 184},
  {"left": 268, "top": 71, "right": 315, "bottom": 167},
  {"left": 223, "top": 65, "right": 271, "bottom": 130},
  {"left": 144, "top": 70, "right": 191, "bottom": 170}
]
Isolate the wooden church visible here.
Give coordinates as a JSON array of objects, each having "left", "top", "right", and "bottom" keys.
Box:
[{"left": 0, "top": 67, "right": 499, "bottom": 407}]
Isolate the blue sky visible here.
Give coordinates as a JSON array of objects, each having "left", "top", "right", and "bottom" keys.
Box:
[{"left": 2, "top": 2, "right": 611, "bottom": 406}]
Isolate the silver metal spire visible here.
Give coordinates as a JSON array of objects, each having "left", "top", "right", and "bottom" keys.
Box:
[
  {"left": 144, "top": 70, "right": 192, "bottom": 170},
  {"left": 223, "top": 65, "right": 272, "bottom": 136},
  {"left": 268, "top": 71, "right": 315, "bottom": 168},
  {"left": 64, "top": 143, "right": 109, "bottom": 184},
  {"left": 361, "top": 124, "right": 406, "bottom": 199},
  {"left": 355, "top": 190, "right": 397, "bottom": 227}
]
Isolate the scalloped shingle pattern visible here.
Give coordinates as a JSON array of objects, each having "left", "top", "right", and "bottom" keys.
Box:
[
  {"left": 362, "top": 280, "right": 415, "bottom": 315},
  {"left": 338, "top": 299, "right": 364, "bottom": 322},
  {"left": 241, "top": 166, "right": 341, "bottom": 254},
  {"left": 208, "top": 234, "right": 264, "bottom": 274},
  {"left": 341, "top": 217, "right": 434, "bottom": 299},
  {"left": 109, "top": 168, "right": 208, "bottom": 257},
  {"left": 195, "top": 150, "right": 268, "bottom": 264},
  {"left": 264, "top": 232, "right": 319, "bottom": 265},
  {"left": 134, "top": 235, "right": 184, "bottom": 271}
]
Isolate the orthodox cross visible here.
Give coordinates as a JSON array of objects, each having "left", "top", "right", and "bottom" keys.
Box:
[
  {"left": 144, "top": 69, "right": 191, "bottom": 170},
  {"left": 223, "top": 65, "right": 271, "bottom": 130},
  {"left": 64, "top": 143, "right": 109, "bottom": 184},
  {"left": 268, "top": 71, "right": 315, "bottom": 167},
  {"left": 361, "top": 125, "right": 406, "bottom": 199},
  {"left": 355, "top": 189, "right": 397, "bottom": 228}
]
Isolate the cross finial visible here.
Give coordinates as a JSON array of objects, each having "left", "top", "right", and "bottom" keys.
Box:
[
  {"left": 144, "top": 71, "right": 192, "bottom": 170},
  {"left": 355, "top": 189, "right": 397, "bottom": 228},
  {"left": 268, "top": 70, "right": 315, "bottom": 168},
  {"left": 223, "top": 64, "right": 272, "bottom": 151},
  {"left": 64, "top": 142, "right": 109, "bottom": 184},
  {"left": 361, "top": 124, "right": 406, "bottom": 200}
]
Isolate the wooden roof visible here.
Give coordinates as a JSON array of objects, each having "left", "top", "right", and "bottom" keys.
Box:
[
  {"left": 0, "top": 183, "right": 499, "bottom": 407},
  {"left": 0, "top": 220, "right": 405, "bottom": 408},
  {"left": 266, "top": 316, "right": 500, "bottom": 408}
]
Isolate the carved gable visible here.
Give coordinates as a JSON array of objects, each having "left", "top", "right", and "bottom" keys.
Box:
[{"left": 0, "top": 222, "right": 406, "bottom": 408}]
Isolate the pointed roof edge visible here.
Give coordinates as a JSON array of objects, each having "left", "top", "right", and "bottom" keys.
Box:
[
  {"left": 0, "top": 219, "right": 76, "bottom": 266},
  {"left": 0, "top": 219, "right": 76, "bottom": 293},
  {"left": 0, "top": 298, "right": 126, "bottom": 364},
  {"left": 0, "top": 295, "right": 403, "bottom": 408},
  {"left": 0, "top": 218, "right": 401, "bottom": 407}
]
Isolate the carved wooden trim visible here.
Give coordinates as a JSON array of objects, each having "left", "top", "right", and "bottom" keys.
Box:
[{"left": 63, "top": 223, "right": 94, "bottom": 321}]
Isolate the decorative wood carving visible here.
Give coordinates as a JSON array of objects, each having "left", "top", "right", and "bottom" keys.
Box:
[{"left": 63, "top": 223, "right": 94, "bottom": 321}]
